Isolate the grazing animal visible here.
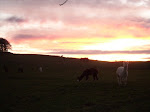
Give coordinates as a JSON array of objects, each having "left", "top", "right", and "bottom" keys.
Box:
[
  {"left": 77, "top": 68, "right": 98, "bottom": 82},
  {"left": 3, "top": 65, "right": 8, "bottom": 72},
  {"left": 39, "top": 67, "right": 43, "bottom": 72},
  {"left": 116, "top": 62, "right": 129, "bottom": 86},
  {"left": 80, "top": 58, "right": 89, "bottom": 62},
  {"left": 18, "top": 65, "right": 23, "bottom": 73}
]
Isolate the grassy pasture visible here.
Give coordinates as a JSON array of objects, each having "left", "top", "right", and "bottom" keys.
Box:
[{"left": 0, "top": 53, "right": 150, "bottom": 112}]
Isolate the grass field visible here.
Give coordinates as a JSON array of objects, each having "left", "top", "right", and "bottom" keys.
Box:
[{"left": 0, "top": 53, "right": 150, "bottom": 112}]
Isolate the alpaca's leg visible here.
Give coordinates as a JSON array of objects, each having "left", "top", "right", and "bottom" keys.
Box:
[
  {"left": 93, "top": 74, "right": 98, "bottom": 80},
  {"left": 117, "top": 76, "right": 120, "bottom": 85},
  {"left": 86, "top": 75, "right": 89, "bottom": 80},
  {"left": 93, "top": 74, "right": 95, "bottom": 80},
  {"left": 120, "top": 78, "right": 123, "bottom": 86},
  {"left": 124, "top": 77, "right": 127, "bottom": 86},
  {"left": 77, "top": 74, "right": 84, "bottom": 81},
  {"left": 95, "top": 74, "right": 98, "bottom": 80},
  {"left": 117, "top": 76, "right": 121, "bottom": 86}
]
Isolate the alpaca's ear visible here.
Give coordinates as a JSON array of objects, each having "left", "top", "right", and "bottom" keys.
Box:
[
  {"left": 124, "top": 61, "right": 129, "bottom": 64},
  {"left": 123, "top": 62, "right": 125, "bottom": 66}
]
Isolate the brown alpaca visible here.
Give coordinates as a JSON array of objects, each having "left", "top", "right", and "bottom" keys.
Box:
[{"left": 77, "top": 68, "right": 98, "bottom": 81}]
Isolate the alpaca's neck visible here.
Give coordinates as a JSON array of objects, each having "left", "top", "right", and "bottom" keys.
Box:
[
  {"left": 123, "top": 65, "right": 128, "bottom": 75},
  {"left": 125, "top": 64, "right": 128, "bottom": 71}
]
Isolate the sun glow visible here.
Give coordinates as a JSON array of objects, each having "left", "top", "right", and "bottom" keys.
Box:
[
  {"left": 89, "top": 54, "right": 149, "bottom": 62},
  {"left": 10, "top": 44, "right": 46, "bottom": 54},
  {"left": 83, "top": 38, "right": 150, "bottom": 51},
  {"left": 10, "top": 38, "right": 150, "bottom": 61},
  {"left": 81, "top": 38, "right": 150, "bottom": 61}
]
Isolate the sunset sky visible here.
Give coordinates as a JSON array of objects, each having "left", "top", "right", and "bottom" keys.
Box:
[{"left": 0, "top": 0, "right": 150, "bottom": 61}]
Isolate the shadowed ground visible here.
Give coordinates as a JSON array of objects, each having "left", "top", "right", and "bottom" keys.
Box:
[{"left": 0, "top": 53, "right": 150, "bottom": 112}]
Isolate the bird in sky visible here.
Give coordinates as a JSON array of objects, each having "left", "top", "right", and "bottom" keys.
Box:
[{"left": 59, "top": 0, "right": 68, "bottom": 6}]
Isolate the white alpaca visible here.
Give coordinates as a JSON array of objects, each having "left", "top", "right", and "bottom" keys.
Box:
[
  {"left": 39, "top": 67, "right": 43, "bottom": 72},
  {"left": 116, "top": 62, "right": 129, "bottom": 86}
]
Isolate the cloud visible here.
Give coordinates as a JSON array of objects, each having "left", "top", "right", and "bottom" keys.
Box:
[
  {"left": 13, "top": 34, "right": 39, "bottom": 39},
  {"left": 0, "top": 0, "right": 148, "bottom": 29},
  {"left": 143, "top": 57, "right": 150, "bottom": 60},
  {"left": 5, "top": 16, "right": 26, "bottom": 23},
  {"left": 11, "top": 32, "right": 63, "bottom": 43},
  {"left": 12, "top": 34, "right": 43, "bottom": 42},
  {"left": 49, "top": 49, "right": 150, "bottom": 55},
  {"left": 130, "top": 17, "right": 150, "bottom": 28},
  {"left": 59, "top": 42, "right": 101, "bottom": 44}
]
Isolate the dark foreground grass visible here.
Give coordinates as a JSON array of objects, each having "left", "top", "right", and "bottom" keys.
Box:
[
  {"left": 0, "top": 69, "right": 150, "bottom": 112},
  {"left": 0, "top": 54, "right": 150, "bottom": 112}
]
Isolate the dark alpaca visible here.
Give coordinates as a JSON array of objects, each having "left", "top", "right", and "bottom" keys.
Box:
[
  {"left": 18, "top": 67, "right": 23, "bottom": 73},
  {"left": 77, "top": 68, "right": 98, "bottom": 81},
  {"left": 3, "top": 65, "right": 8, "bottom": 72},
  {"left": 18, "top": 65, "right": 23, "bottom": 73}
]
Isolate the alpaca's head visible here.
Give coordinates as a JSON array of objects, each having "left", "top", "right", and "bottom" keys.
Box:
[
  {"left": 123, "top": 62, "right": 129, "bottom": 67},
  {"left": 77, "top": 77, "right": 81, "bottom": 82}
]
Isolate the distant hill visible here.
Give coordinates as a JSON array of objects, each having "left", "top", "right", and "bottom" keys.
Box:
[
  {"left": 0, "top": 52, "right": 150, "bottom": 71},
  {"left": 0, "top": 52, "right": 13, "bottom": 55}
]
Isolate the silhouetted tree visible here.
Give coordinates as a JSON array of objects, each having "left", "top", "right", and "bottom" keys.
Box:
[{"left": 0, "top": 38, "right": 11, "bottom": 52}]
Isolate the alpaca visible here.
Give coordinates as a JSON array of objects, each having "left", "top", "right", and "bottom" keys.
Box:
[
  {"left": 3, "top": 65, "right": 8, "bottom": 72},
  {"left": 77, "top": 68, "right": 98, "bottom": 82},
  {"left": 18, "top": 65, "right": 23, "bottom": 73},
  {"left": 116, "top": 62, "right": 129, "bottom": 86},
  {"left": 39, "top": 67, "right": 43, "bottom": 72}
]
